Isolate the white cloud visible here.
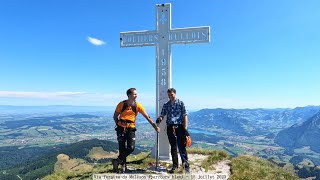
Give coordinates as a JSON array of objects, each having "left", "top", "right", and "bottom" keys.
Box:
[
  {"left": 87, "top": 36, "right": 105, "bottom": 46},
  {"left": 0, "top": 91, "right": 155, "bottom": 107}
]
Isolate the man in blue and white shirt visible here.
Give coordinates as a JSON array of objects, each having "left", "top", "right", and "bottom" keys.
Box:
[{"left": 156, "top": 88, "right": 190, "bottom": 173}]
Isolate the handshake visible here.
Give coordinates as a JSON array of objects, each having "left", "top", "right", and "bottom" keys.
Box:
[{"left": 156, "top": 117, "right": 162, "bottom": 124}]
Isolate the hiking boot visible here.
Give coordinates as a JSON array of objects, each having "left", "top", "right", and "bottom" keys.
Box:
[
  {"left": 168, "top": 167, "right": 177, "bottom": 174},
  {"left": 112, "top": 158, "right": 121, "bottom": 172},
  {"left": 119, "top": 163, "right": 127, "bottom": 173},
  {"left": 185, "top": 167, "right": 190, "bottom": 174},
  {"left": 183, "top": 162, "right": 190, "bottom": 174}
]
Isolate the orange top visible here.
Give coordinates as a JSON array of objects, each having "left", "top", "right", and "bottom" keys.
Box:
[{"left": 115, "top": 101, "right": 145, "bottom": 123}]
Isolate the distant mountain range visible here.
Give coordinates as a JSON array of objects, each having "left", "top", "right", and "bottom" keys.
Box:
[
  {"left": 188, "top": 106, "right": 320, "bottom": 136},
  {"left": 188, "top": 105, "right": 320, "bottom": 157},
  {"left": 275, "top": 111, "right": 320, "bottom": 153}
]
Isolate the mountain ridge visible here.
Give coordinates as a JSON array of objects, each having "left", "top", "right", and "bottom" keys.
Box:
[
  {"left": 275, "top": 110, "right": 320, "bottom": 153},
  {"left": 189, "top": 105, "right": 320, "bottom": 136},
  {"left": 0, "top": 139, "right": 119, "bottom": 180}
]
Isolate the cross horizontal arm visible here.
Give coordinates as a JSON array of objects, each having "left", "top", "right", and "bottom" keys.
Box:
[
  {"left": 120, "top": 30, "right": 158, "bottom": 47},
  {"left": 169, "top": 26, "right": 210, "bottom": 44}
]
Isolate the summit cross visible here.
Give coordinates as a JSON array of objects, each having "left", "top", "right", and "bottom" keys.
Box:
[{"left": 120, "top": 3, "right": 210, "bottom": 160}]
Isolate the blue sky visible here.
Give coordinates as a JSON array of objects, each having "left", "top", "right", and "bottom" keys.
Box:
[{"left": 0, "top": 0, "right": 320, "bottom": 110}]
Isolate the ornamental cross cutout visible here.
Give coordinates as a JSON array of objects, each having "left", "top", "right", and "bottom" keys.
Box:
[{"left": 120, "top": 3, "right": 210, "bottom": 160}]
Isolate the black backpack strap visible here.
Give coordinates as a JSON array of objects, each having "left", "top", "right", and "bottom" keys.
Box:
[
  {"left": 131, "top": 102, "right": 137, "bottom": 115},
  {"left": 121, "top": 100, "right": 128, "bottom": 113},
  {"left": 121, "top": 100, "right": 137, "bottom": 115}
]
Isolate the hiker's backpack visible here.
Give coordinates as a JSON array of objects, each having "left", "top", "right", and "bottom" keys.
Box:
[{"left": 121, "top": 100, "right": 137, "bottom": 115}]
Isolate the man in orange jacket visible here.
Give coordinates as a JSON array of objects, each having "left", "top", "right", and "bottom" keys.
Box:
[{"left": 112, "top": 88, "right": 159, "bottom": 173}]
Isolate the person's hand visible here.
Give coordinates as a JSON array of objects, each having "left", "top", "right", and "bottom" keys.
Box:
[
  {"left": 152, "top": 123, "right": 160, "bottom": 133},
  {"left": 155, "top": 126, "right": 160, "bottom": 133},
  {"left": 156, "top": 117, "right": 162, "bottom": 124}
]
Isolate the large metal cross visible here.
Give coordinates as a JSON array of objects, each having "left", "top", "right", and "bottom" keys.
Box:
[{"left": 120, "top": 3, "right": 210, "bottom": 160}]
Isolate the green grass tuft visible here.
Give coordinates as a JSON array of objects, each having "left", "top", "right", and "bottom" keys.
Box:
[
  {"left": 229, "top": 155, "right": 299, "bottom": 180},
  {"left": 199, "top": 150, "right": 229, "bottom": 172}
]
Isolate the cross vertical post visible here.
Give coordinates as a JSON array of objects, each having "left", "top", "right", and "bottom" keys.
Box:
[{"left": 156, "top": 4, "right": 172, "bottom": 161}]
